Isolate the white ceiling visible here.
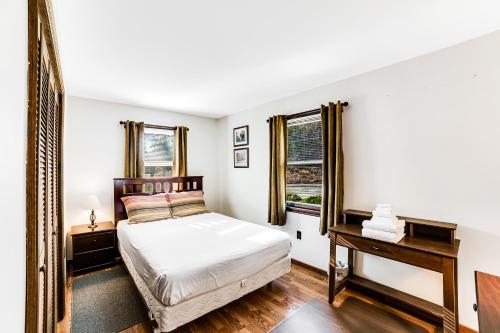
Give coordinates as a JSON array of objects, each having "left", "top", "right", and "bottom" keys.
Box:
[{"left": 53, "top": 0, "right": 500, "bottom": 118}]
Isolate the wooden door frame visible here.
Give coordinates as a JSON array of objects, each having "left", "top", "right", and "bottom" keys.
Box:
[
  {"left": 26, "top": 0, "right": 65, "bottom": 331},
  {"left": 56, "top": 92, "right": 65, "bottom": 321}
]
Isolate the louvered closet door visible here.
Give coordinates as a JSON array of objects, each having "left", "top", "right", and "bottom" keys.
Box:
[
  {"left": 37, "top": 28, "right": 59, "bottom": 333},
  {"left": 37, "top": 32, "right": 49, "bottom": 333},
  {"left": 27, "top": 1, "right": 65, "bottom": 332}
]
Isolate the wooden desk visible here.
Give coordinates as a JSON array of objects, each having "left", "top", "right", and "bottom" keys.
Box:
[
  {"left": 475, "top": 271, "right": 500, "bottom": 333},
  {"left": 329, "top": 210, "right": 460, "bottom": 333}
]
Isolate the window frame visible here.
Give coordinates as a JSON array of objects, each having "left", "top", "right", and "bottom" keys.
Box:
[
  {"left": 143, "top": 126, "right": 174, "bottom": 178},
  {"left": 285, "top": 112, "right": 322, "bottom": 217},
  {"left": 286, "top": 201, "right": 321, "bottom": 217}
]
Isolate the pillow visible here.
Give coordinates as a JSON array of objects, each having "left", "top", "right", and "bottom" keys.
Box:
[
  {"left": 121, "top": 195, "right": 172, "bottom": 223},
  {"left": 167, "top": 191, "right": 209, "bottom": 217}
]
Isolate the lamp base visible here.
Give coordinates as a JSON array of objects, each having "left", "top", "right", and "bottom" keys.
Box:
[{"left": 88, "top": 209, "right": 98, "bottom": 229}]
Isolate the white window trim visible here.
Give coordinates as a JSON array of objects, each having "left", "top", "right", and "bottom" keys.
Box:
[
  {"left": 287, "top": 160, "right": 322, "bottom": 166},
  {"left": 144, "top": 161, "right": 173, "bottom": 167}
]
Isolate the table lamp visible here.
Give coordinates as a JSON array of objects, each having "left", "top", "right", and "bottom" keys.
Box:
[{"left": 84, "top": 195, "right": 101, "bottom": 228}]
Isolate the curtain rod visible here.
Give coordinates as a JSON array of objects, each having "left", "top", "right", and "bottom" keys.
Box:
[
  {"left": 266, "top": 102, "right": 348, "bottom": 123},
  {"left": 119, "top": 121, "right": 189, "bottom": 131}
]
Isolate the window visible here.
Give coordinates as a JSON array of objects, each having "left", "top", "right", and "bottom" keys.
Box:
[
  {"left": 143, "top": 127, "right": 174, "bottom": 178},
  {"left": 286, "top": 114, "right": 322, "bottom": 215}
]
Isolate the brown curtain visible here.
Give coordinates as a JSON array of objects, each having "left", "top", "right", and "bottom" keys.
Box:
[
  {"left": 268, "top": 115, "right": 288, "bottom": 226},
  {"left": 319, "top": 102, "right": 344, "bottom": 235},
  {"left": 173, "top": 126, "right": 188, "bottom": 190},
  {"left": 124, "top": 121, "right": 145, "bottom": 177}
]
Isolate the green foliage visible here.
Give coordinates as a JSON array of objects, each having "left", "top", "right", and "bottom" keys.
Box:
[
  {"left": 301, "top": 195, "right": 322, "bottom": 205},
  {"left": 286, "top": 193, "right": 302, "bottom": 202},
  {"left": 286, "top": 193, "right": 322, "bottom": 205}
]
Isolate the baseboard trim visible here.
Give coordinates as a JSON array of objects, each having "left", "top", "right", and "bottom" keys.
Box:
[{"left": 291, "top": 258, "right": 328, "bottom": 276}]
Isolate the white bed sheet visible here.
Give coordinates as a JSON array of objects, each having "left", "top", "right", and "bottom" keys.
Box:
[{"left": 117, "top": 212, "right": 291, "bottom": 306}]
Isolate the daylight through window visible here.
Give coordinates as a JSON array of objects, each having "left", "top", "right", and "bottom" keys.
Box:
[
  {"left": 286, "top": 114, "right": 322, "bottom": 206},
  {"left": 144, "top": 127, "right": 174, "bottom": 178}
]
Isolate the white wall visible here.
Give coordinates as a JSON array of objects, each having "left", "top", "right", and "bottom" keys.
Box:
[
  {"left": 64, "top": 96, "right": 220, "bottom": 257},
  {"left": 216, "top": 30, "right": 500, "bottom": 330},
  {"left": 0, "top": 0, "right": 27, "bottom": 330}
]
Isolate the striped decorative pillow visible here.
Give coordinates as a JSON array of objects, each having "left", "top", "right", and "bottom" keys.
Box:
[
  {"left": 167, "top": 191, "right": 209, "bottom": 217},
  {"left": 121, "top": 195, "right": 172, "bottom": 223}
]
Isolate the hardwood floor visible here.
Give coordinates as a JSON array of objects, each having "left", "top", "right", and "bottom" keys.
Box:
[
  {"left": 58, "top": 263, "right": 444, "bottom": 333},
  {"left": 269, "top": 298, "right": 430, "bottom": 333}
]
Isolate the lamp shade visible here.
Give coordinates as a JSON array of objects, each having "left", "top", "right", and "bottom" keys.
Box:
[{"left": 84, "top": 195, "right": 101, "bottom": 210}]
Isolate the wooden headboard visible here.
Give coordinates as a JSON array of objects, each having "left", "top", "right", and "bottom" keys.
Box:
[{"left": 113, "top": 176, "right": 203, "bottom": 225}]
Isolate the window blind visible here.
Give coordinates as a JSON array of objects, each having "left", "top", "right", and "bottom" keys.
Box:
[{"left": 287, "top": 114, "right": 323, "bottom": 205}]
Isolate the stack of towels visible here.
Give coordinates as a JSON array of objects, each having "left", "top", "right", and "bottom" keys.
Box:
[{"left": 361, "top": 204, "right": 405, "bottom": 243}]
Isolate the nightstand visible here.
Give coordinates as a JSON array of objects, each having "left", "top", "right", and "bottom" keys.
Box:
[{"left": 71, "top": 221, "right": 118, "bottom": 274}]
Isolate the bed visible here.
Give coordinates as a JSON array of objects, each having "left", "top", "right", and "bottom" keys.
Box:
[{"left": 113, "top": 177, "right": 292, "bottom": 332}]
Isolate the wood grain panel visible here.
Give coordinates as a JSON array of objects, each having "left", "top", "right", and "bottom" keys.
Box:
[
  {"left": 73, "top": 232, "right": 115, "bottom": 254},
  {"left": 72, "top": 249, "right": 116, "bottom": 272},
  {"left": 475, "top": 271, "right": 500, "bottom": 333},
  {"left": 337, "top": 234, "right": 443, "bottom": 273},
  {"left": 442, "top": 258, "right": 458, "bottom": 333}
]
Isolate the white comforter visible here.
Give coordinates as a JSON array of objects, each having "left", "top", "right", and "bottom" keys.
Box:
[{"left": 117, "top": 212, "right": 291, "bottom": 306}]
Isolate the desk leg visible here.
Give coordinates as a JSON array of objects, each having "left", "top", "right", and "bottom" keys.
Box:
[
  {"left": 328, "top": 233, "right": 337, "bottom": 304},
  {"left": 442, "top": 257, "right": 459, "bottom": 333},
  {"left": 348, "top": 248, "right": 354, "bottom": 278}
]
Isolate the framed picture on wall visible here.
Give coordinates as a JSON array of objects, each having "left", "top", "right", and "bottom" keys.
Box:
[
  {"left": 233, "top": 125, "right": 249, "bottom": 146},
  {"left": 234, "top": 148, "right": 249, "bottom": 168}
]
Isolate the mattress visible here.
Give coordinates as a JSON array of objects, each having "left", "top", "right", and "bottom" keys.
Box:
[{"left": 117, "top": 212, "right": 291, "bottom": 306}]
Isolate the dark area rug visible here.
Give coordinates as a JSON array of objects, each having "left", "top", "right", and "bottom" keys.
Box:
[{"left": 71, "top": 266, "right": 148, "bottom": 333}]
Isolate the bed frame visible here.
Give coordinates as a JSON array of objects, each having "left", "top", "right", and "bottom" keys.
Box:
[
  {"left": 113, "top": 176, "right": 203, "bottom": 224},
  {"left": 112, "top": 176, "right": 291, "bottom": 332}
]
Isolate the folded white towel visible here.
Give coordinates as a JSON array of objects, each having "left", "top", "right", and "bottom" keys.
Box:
[
  {"left": 362, "top": 219, "right": 405, "bottom": 233},
  {"left": 362, "top": 228, "right": 405, "bottom": 243},
  {"left": 372, "top": 209, "right": 395, "bottom": 218},
  {"left": 370, "top": 216, "right": 398, "bottom": 224}
]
